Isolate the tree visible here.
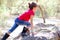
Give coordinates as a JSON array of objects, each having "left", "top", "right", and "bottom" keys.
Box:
[{"left": 36, "top": 0, "right": 46, "bottom": 23}]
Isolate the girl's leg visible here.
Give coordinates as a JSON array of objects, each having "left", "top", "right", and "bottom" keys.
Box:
[
  {"left": 21, "top": 21, "right": 31, "bottom": 37},
  {"left": 1, "top": 23, "right": 19, "bottom": 40},
  {"left": 13, "top": 27, "right": 30, "bottom": 39},
  {"left": 1, "top": 33, "right": 10, "bottom": 40},
  {"left": 14, "top": 21, "right": 31, "bottom": 39},
  {"left": 8, "top": 23, "right": 19, "bottom": 33}
]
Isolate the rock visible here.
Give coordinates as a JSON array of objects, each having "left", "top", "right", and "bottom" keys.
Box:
[
  {"left": 22, "top": 35, "right": 49, "bottom": 40},
  {"left": 34, "top": 23, "right": 58, "bottom": 40},
  {"left": 18, "top": 23, "right": 59, "bottom": 40}
]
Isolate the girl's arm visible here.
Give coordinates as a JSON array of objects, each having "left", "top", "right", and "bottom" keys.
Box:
[{"left": 30, "top": 15, "right": 34, "bottom": 30}]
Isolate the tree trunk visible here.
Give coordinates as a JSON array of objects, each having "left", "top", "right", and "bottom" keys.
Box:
[{"left": 36, "top": 0, "right": 46, "bottom": 23}]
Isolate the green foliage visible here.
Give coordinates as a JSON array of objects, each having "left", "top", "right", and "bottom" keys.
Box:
[{"left": 0, "top": 0, "right": 60, "bottom": 27}]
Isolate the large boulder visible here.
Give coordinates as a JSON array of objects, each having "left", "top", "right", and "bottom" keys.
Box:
[
  {"left": 22, "top": 23, "right": 59, "bottom": 40},
  {"left": 34, "top": 23, "right": 58, "bottom": 40}
]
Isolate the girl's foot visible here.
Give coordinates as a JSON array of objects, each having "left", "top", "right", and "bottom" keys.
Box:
[
  {"left": 21, "top": 27, "right": 30, "bottom": 37},
  {"left": 1, "top": 33, "right": 10, "bottom": 40}
]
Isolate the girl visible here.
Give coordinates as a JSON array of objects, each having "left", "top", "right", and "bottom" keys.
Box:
[{"left": 1, "top": 2, "right": 37, "bottom": 40}]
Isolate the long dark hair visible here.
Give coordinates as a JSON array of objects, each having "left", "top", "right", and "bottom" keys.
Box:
[{"left": 28, "top": 2, "right": 37, "bottom": 10}]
